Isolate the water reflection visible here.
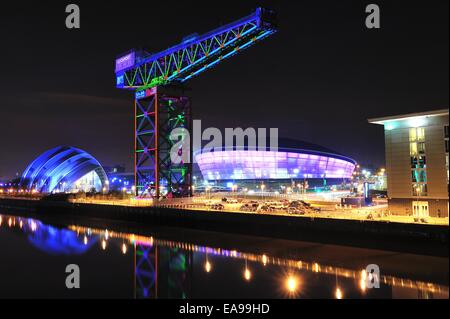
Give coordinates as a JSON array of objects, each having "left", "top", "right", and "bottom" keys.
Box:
[
  {"left": 0, "top": 213, "right": 448, "bottom": 299},
  {"left": 30, "top": 221, "right": 97, "bottom": 255}
]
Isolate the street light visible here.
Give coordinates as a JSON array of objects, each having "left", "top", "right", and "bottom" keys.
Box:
[
  {"left": 261, "top": 183, "right": 265, "bottom": 202},
  {"left": 205, "top": 259, "right": 212, "bottom": 273},
  {"left": 335, "top": 287, "right": 343, "bottom": 299},
  {"left": 286, "top": 275, "right": 299, "bottom": 294},
  {"left": 206, "top": 186, "right": 212, "bottom": 202},
  {"left": 262, "top": 254, "right": 268, "bottom": 266},
  {"left": 244, "top": 267, "right": 252, "bottom": 281},
  {"left": 231, "top": 184, "right": 238, "bottom": 199}
]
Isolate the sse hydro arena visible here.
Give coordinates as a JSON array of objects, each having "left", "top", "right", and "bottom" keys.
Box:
[{"left": 195, "top": 139, "right": 356, "bottom": 190}]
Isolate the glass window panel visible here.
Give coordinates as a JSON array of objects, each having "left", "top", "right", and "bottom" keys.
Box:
[
  {"left": 418, "top": 142, "right": 426, "bottom": 154},
  {"left": 409, "top": 128, "right": 417, "bottom": 141},
  {"left": 419, "top": 170, "right": 427, "bottom": 183},
  {"left": 410, "top": 142, "right": 418, "bottom": 155},
  {"left": 417, "top": 127, "right": 425, "bottom": 141}
]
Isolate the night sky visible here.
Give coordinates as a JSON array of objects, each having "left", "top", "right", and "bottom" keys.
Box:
[{"left": 0, "top": 0, "right": 448, "bottom": 179}]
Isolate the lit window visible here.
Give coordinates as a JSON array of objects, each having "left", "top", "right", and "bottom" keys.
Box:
[
  {"left": 410, "top": 127, "right": 425, "bottom": 142},
  {"left": 410, "top": 142, "right": 418, "bottom": 156},
  {"left": 410, "top": 127, "right": 427, "bottom": 197},
  {"left": 412, "top": 184, "right": 427, "bottom": 196},
  {"left": 409, "top": 128, "right": 417, "bottom": 141},
  {"left": 417, "top": 142, "right": 426, "bottom": 154},
  {"left": 417, "top": 127, "right": 425, "bottom": 141}
]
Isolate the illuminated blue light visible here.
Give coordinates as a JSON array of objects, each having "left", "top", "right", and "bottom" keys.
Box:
[
  {"left": 27, "top": 220, "right": 97, "bottom": 255},
  {"left": 135, "top": 90, "right": 146, "bottom": 99},
  {"left": 20, "top": 146, "right": 109, "bottom": 193},
  {"left": 169, "top": 25, "right": 258, "bottom": 82},
  {"left": 116, "top": 75, "right": 124, "bottom": 86},
  {"left": 181, "top": 29, "right": 273, "bottom": 83}
]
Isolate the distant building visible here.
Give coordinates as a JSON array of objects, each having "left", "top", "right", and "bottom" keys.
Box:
[
  {"left": 369, "top": 109, "right": 449, "bottom": 217},
  {"left": 108, "top": 171, "right": 134, "bottom": 192},
  {"left": 104, "top": 165, "right": 126, "bottom": 174},
  {"left": 103, "top": 164, "right": 133, "bottom": 191}
]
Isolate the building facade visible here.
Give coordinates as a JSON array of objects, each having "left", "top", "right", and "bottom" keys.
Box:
[
  {"left": 195, "top": 138, "right": 356, "bottom": 192},
  {"left": 20, "top": 146, "right": 109, "bottom": 194},
  {"left": 369, "top": 109, "right": 449, "bottom": 217}
]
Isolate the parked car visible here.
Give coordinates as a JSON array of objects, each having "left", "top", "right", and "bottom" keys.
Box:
[
  {"left": 211, "top": 203, "right": 224, "bottom": 210},
  {"left": 269, "top": 204, "right": 285, "bottom": 212},
  {"left": 299, "top": 200, "right": 311, "bottom": 207},
  {"left": 288, "top": 207, "right": 305, "bottom": 215},
  {"left": 240, "top": 204, "right": 251, "bottom": 212},
  {"left": 257, "top": 205, "right": 273, "bottom": 213}
]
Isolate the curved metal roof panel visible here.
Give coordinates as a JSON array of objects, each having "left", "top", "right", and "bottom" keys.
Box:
[{"left": 21, "top": 146, "right": 108, "bottom": 193}]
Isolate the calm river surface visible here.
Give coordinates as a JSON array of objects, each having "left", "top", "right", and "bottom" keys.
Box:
[{"left": 0, "top": 210, "right": 448, "bottom": 299}]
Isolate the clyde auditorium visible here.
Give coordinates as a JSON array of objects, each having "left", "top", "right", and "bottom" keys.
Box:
[
  {"left": 195, "top": 139, "right": 356, "bottom": 186},
  {"left": 20, "top": 146, "right": 109, "bottom": 194}
]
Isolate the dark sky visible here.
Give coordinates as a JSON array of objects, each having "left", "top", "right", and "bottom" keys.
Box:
[{"left": 0, "top": 0, "right": 448, "bottom": 179}]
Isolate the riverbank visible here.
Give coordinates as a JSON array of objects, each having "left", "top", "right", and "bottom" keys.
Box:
[{"left": 0, "top": 197, "right": 448, "bottom": 257}]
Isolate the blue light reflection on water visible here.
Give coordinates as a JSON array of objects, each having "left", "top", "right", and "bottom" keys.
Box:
[{"left": 27, "top": 219, "right": 97, "bottom": 255}]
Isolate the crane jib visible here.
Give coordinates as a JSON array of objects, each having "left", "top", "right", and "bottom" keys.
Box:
[{"left": 115, "top": 7, "right": 277, "bottom": 92}]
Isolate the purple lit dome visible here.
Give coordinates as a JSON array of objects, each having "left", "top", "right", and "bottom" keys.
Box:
[{"left": 195, "top": 138, "right": 356, "bottom": 181}]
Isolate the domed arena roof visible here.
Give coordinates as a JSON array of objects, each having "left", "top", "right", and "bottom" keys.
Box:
[
  {"left": 195, "top": 138, "right": 356, "bottom": 181},
  {"left": 20, "top": 146, "right": 109, "bottom": 193}
]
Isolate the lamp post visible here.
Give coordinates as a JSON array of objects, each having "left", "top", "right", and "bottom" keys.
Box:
[
  {"left": 261, "top": 183, "right": 265, "bottom": 202},
  {"left": 231, "top": 184, "right": 238, "bottom": 199},
  {"left": 304, "top": 181, "right": 309, "bottom": 200},
  {"left": 206, "top": 186, "right": 212, "bottom": 202}
]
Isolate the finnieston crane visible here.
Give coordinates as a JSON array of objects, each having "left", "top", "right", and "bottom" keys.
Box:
[{"left": 115, "top": 7, "right": 277, "bottom": 198}]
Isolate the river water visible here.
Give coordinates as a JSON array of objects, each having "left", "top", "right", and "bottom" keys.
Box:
[{"left": 0, "top": 210, "right": 448, "bottom": 299}]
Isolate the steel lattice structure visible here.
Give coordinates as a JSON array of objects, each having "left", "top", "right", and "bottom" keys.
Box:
[
  {"left": 135, "top": 244, "right": 157, "bottom": 298},
  {"left": 135, "top": 86, "right": 192, "bottom": 197},
  {"left": 115, "top": 8, "right": 277, "bottom": 197},
  {"left": 134, "top": 243, "right": 192, "bottom": 299}
]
